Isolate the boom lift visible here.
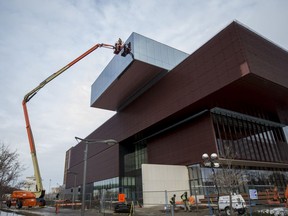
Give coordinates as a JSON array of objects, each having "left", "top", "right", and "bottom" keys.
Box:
[{"left": 7, "top": 39, "right": 131, "bottom": 209}]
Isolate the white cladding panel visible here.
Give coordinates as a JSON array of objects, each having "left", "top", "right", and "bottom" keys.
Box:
[{"left": 142, "top": 164, "right": 189, "bottom": 206}]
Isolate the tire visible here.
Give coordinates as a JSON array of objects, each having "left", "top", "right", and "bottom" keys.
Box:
[
  {"left": 237, "top": 208, "right": 246, "bottom": 215},
  {"left": 114, "top": 203, "right": 130, "bottom": 213},
  {"left": 39, "top": 199, "right": 46, "bottom": 207},
  {"left": 225, "top": 207, "right": 231, "bottom": 216},
  {"left": 6, "top": 200, "right": 11, "bottom": 208},
  {"left": 16, "top": 199, "right": 22, "bottom": 209}
]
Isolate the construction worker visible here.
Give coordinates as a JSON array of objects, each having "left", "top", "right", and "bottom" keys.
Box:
[
  {"left": 272, "top": 185, "right": 280, "bottom": 201},
  {"left": 181, "top": 191, "right": 190, "bottom": 212},
  {"left": 114, "top": 38, "right": 123, "bottom": 54},
  {"left": 170, "top": 194, "right": 176, "bottom": 209},
  {"left": 189, "top": 195, "right": 195, "bottom": 205},
  {"left": 285, "top": 183, "right": 288, "bottom": 208}
]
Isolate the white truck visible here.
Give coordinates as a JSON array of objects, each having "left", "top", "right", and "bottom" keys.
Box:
[{"left": 218, "top": 194, "right": 246, "bottom": 215}]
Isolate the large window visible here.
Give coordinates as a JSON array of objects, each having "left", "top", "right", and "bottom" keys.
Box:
[
  {"left": 189, "top": 165, "right": 288, "bottom": 196},
  {"left": 122, "top": 140, "right": 147, "bottom": 201},
  {"left": 211, "top": 108, "right": 288, "bottom": 163},
  {"left": 124, "top": 142, "right": 147, "bottom": 173},
  {"left": 93, "top": 177, "right": 119, "bottom": 200}
]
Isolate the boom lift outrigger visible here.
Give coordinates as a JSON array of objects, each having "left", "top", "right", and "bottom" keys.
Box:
[{"left": 7, "top": 39, "right": 131, "bottom": 209}]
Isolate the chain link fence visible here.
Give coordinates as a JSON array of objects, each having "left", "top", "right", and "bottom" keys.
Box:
[
  {"left": 189, "top": 184, "right": 288, "bottom": 216},
  {"left": 55, "top": 184, "right": 288, "bottom": 215},
  {"left": 139, "top": 185, "right": 288, "bottom": 215}
]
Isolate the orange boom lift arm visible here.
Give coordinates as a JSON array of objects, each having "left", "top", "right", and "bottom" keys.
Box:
[{"left": 20, "top": 39, "right": 131, "bottom": 205}]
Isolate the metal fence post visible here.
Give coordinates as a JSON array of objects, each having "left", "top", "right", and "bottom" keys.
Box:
[
  {"left": 165, "top": 190, "right": 169, "bottom": 216},
  {"left": 206, "top": 188, "right": 213, "bottom": 216}
]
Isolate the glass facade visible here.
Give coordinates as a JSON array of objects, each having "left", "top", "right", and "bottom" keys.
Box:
[
  {"left": 86, "top": 140, "right": 147, "bottom": 203},
  {"left": 189, "top": 107, "right": 288, "bottom": 196},
  {"left": 93, "top": 177, "right": 119, "bottom": 200},
  {"left": 124, "top": 142, "right": 147, "bottom": 173},
  {"left": 132, "top": 32, "right": 188, "bottom": 70},
  {"left": 90, "top": 46, "right": 133, "bottom": 106},
  {"left": 211, "top": 107, "right": 288, "bottom": 162},
  {"left": 122, "top": 141, "right": 147, "bottom": 202},
  {"left": 189, "top": 164, "right": 288, "bottom": 196}
]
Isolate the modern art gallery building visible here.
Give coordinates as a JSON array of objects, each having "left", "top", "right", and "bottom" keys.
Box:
[{"left": 64, "top": 21, "right": 288, "bottom": 204}]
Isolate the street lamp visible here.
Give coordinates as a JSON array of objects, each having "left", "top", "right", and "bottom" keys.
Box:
[
  {"left": 202, "top": 153, "right": 220, "bottom": 215},
  {"left": 75, "top": 136, "right": 118, "bottom": 216},
  {"left": 49, "top": 179, "right": 51, "bottom": 200}
]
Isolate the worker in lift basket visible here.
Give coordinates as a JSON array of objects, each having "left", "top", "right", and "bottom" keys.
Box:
[
  {"left": 181, "top": 191, "right": 191, "bottom": 212},
  {"left": 114, "top": 38, "right": 123, "bottom": 54}
]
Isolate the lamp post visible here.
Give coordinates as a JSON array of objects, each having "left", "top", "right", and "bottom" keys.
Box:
[
  {"left": 49, "top": 179, "right": 51, "bottom": 200},
  {"left": 75, "top": 136, "right": 118, "bottom": 216},
  {"left": 202, "top": 153, "right": 220, "bottom": 215}
]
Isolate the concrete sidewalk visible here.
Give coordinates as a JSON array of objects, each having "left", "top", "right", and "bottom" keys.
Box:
[
  {"left": 3, "top": 204, "right": 288, "bottom": 216},
  {"left": 1, "top": 206, "right": 212, "bottom": 216}
]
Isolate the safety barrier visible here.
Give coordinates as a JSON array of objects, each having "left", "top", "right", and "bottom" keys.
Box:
[{"left": 54, "top": 200, "right": 81, "bottom": 213}]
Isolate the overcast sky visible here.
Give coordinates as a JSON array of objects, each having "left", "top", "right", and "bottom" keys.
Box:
[{"left": 1, "top": 0, "right": 288, "bottom": 191}]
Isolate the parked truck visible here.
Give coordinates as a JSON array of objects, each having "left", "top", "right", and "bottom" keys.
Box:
[{"left": 218, "top": 194, "right": 246, "bottom": 215}]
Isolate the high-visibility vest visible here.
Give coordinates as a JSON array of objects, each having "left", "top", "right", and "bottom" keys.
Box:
[{"left": 189, "top": 196, "right": 195, "bottom": 205}]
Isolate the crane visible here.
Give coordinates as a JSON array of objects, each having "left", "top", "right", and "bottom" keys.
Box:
[{"left": 7, "top": 39, "right": 131, "bottom": 209}]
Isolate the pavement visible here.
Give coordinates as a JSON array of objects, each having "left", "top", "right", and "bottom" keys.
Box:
[
  {"left": 6, "top": 204, "right": 288, "bottom": 216},
  {"left": 4, "top": 204, "right": 288, "bottom": 216},
  {"left": 0, "top": 205, "right": 213, "bottom": 216}
]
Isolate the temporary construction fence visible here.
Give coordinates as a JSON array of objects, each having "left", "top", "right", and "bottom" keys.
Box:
[
  {"left": 139, "top": 185, "right": 288, "bottom": 215},
  {"left": 191, "top": 184, "right": 288, "bottom": 215},
  {"left": 56, "top": 184, "right": 288, "bottom": 215},
  {"left": 243, "top": 184, "right": 288, "bottom": 216}
]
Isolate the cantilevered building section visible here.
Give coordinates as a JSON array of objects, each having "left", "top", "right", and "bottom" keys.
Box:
[
  {"left": 64, "top": 21, "right": 288, "bottom": 204},
  {"left": 91, "top": 32, "right": 189, "bottom": 111}
]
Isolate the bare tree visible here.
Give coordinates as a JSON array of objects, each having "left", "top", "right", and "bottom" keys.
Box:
[
  {"left": 213, "top": 146, "right": 247, "bottom": 215},
  {"left": 214, "top": 157, "right": 246, "bottom": 194},
  {"left": 0, "top": 141, "right": 25, "bottom": 200}
]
